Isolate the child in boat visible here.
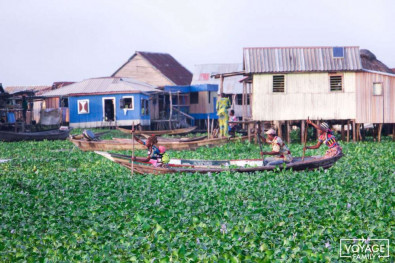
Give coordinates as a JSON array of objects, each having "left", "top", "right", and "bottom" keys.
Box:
[
  {"left": 304, "top": 121, "right": 342, "bottom": 158},
  {"left": 157, "top": 146, "right": 170, "bottom": 167},
  {"left": 228, "top": 110, "right": 238, "bottom": 136},
  {"left": 259, "top": 128, "right": 293, "bottom": 166},
  {"left": 132, "top": 134, "right": 162, "bottom": 167}
]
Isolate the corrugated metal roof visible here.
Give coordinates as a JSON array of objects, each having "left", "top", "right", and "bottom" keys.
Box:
[
  {"left": 112, "top": 51, "right": 192, "bottom": 86},
  {"left": 42, "top": 77, "right": 159, "bottom": 97},
  {"left": 5, "top": 85, "right": 52, "bottom": 95},
  {"left": 191, "top": 63, "right": 244, "bottom": 93},
  {"left": 243, "top": 46, "right": 363, "bottom": 73}
]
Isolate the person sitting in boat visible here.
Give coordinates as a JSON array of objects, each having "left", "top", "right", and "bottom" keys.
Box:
[
  {"left": 259, "top": 128, "right": 293, "bottom": 166},
  {"left": 228, "top": 110, "right": 238, "bottom": 136},
  {"left": 132, "top": 134, "right": 161, "bottom": 167},
  {"left": 304, "top": 121, "right": 342, "bottom": 158}
]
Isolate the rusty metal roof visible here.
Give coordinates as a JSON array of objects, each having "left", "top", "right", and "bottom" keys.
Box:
[
  {"left": 5, "top": 85, "right": 52, "bottom": 95},
  {"left": 243, "top": 46, "right": 363, "bottom": 73},
  {"left": 42, "top": 77, "right": 159, "bottom": 97},
  {"left": 112, "top": 51, "right": 192, "bottom": 86}
]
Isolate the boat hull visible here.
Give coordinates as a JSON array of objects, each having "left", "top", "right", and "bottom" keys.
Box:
[
  {"left": 70, "top": 136, "right": 248, "bottom": 151},
  {"left": 117, "top": 126, "right": 197, "bottom": 135},
  {"left": 96, "top": 151, "right": 344, "bottom": 175},
  {"left": 0, "top": 129, "right": 71, "bottom": 142}
]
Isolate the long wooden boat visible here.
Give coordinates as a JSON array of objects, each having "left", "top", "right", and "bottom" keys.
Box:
[
  {"left": 117, "top": 126, "right": 197, "bottom": 135},
  {"left": 69, "top": 136, "right": 248, "bottom": 151},
  {"left": 0, "top": 128, "right": 71, "bottom": 142},
  {"left": 96, "top": 151, "right": 344, "bottom": 175}
]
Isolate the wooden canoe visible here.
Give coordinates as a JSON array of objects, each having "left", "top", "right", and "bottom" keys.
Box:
[
  {"left": 69, "top": 136, "right": 248, "bottom": 151},
  {"left": 117, "top": 126, "right": 197, "bottom": 135},
  {"left": 0, "top": 128, "right": 71, "bottom": 142},
  {"left": 96, "top": 151, "right": 344, "bottom": 175}
]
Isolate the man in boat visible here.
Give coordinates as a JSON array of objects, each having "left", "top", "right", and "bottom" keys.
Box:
[
  {"left": 304, "top": 121, "right": 342, "bottom": 158},
  {"left": 216, "top": 93, "right": 231, "bottom": 137},
  {"left": 259, "top": 128, "right": 293, "bottom": 166},
  {"left": 132, "top": 134, "right": 162, "bottom": 167}
]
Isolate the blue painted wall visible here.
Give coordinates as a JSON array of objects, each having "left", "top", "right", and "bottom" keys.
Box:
[{"left": 69, "top": 93, "right": 150, "bottom": 126}]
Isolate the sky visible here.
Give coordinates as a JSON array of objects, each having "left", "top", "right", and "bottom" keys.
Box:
[{"left": 0, "top": 0, "right": 393, "bottom": 86}]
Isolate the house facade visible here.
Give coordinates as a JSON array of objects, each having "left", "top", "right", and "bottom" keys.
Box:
[
  {"left": 42, "top": 77, "right": 159, "bottom": 128},
  {"left": 244, "top": 46, "right": 394, "bottom": 124},
  {"left": 191, "top": 63, "right": 251, "bottom": 119}
]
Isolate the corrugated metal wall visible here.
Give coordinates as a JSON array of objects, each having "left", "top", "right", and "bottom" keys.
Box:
[
  {"left": 252, "top": 72, "right": 357, "bottom": 121},
  {"left": 356, "top": 72, "right": 394, "bottom": 123}
]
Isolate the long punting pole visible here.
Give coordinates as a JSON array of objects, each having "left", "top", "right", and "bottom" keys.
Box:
[{"left": 131, "top": 122, "right": 134, "bottom": 176}]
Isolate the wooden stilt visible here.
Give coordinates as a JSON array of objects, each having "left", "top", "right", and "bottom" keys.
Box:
[
  {"left": 356, "top": 123, "right": 360, "bottom": 141},
  {"left": 207, "top": 115, "right": 210, "bottom": 139},
  {"left": 278, "top": 121, "right": 283, "bottom": 139},
  {"left": 248, "top": 123, "right": 252, "bottom": 142},
  {"left": 352, "top": 120, "right": 356, "bottom": 142},
  {"left": 393, "top": 124, "right": 395, "bottom": 142},
  {"left": 347, "top": 120, "right": 350, "bottom": 142},
  {"left": 341, "top": 120, "right": 345, "bottom": 141},
  {"left": 378, "top": 123, "right": 383, "bottom": 142},
  {"left": 286, "top": 121, "right": 291, "bottom": 143},
  {"left": 169, "top": 92, "right": 173, "bottom": 130},
  {"left": 301, "top": 120, "right": 306, "bottom": 144}
]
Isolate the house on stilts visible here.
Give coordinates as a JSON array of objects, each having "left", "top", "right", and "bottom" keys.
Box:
[{"left": 242, "top": 46, "right": 394, "bottom": 142}]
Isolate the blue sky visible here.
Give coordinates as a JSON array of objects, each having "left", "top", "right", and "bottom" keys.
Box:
[{"left": 0, "top": 0, "right": 393, "bottom": 86}]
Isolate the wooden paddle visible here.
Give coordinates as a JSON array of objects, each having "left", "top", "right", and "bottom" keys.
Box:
[
  {"left": 302, "top": 117, "right": 309, "bottom": 161},
  {"left": 256, "top": 121, "right": 265, "bottom": 165}
]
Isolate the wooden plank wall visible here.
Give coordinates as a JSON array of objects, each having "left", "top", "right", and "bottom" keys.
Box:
[
  {"left": 113, "top": 54, "right": 174, "bottom": 87},
  {"left": 252, "top": 72, "right": 357, "bottom": 121},
  {"left": 190, "top": 91, "right": 217, "bottom": 114},
  {"left": 356, "top": 72, "right": 394, "bottom": 123}
]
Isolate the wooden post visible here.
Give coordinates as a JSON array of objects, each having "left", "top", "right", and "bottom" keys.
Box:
[
  {"left": 211, "top": 117, "right": 214, "bottom": 137},
  {"left": 352, "top": 120, "right": 357, "bottom": 142},
  {"left": 341, "top": 120, "right": 345, "bottom": 141},
  {"left": 286, "top": 121, "right": 291, "bottom": 143},
  {"left": 347, "top": 120, "right": 350, "bottom": 142},
  {"left": 242, "top": 82, "right": 246, "bottom": 126},
  {"left": 169, "top": 91, "right": 173, "bottom": 130},
  {"left": 301, "top": 120, "right": 305, "bottom": 144},
  {"left": 356, "top": 123, "right": 360, "bottom": 141},
  {"left": 248, "top": 123, "right": 252, "bottom": 142},
  {"left": 277, "top": 121, "right": 283, "bottom": 139},
  {"left": 220, "top": 75, "right": 224, "bottom": 94},
  {"left": 393, "top": 124, "right": 395, "bottom": 142},
  {"left": 207, "top": 115, "right": 210, "bottom": 139},
  {"left": 378, "top": 123, "right": 383, "bottom": 142}
]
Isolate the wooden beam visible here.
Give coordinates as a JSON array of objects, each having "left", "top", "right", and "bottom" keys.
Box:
[
  {"left": 393, "top": 124, "right": 395, "bottom": 142},
  {"left": 220, "top": 75, "right": 224, "bottom": 94},
  {"left": 352, "top": 120, "right": 356, "bottom": 142},
  {"left": 378, "top": 123, "right": 383, "bottom": 142},
  {"left": 286, "top": 121, "right": 291, "bottom": 143},
  {"left": 347, "top": 120, "right": 350, "bottom": 143}
]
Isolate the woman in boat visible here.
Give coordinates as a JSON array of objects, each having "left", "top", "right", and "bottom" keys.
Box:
[
  {"left": 304, "top": 121, "right": 342, "bottom": 158},
  {"left": 259, "top": 128, "right": 293, "bottom": 166},
  {"left": 132, "top": 134, "right": 161, "bottom": 166}
]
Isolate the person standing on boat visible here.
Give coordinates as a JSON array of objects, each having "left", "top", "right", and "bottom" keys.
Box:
[
  {"left": 132, "top": 133, "right": 161, "bottom": 167},
  {"left": 22, "top": 96, "right": 28, "bottom": 122},
  {"left": 216, "top": 93, "right": 231, "bottom": 137},
  {"left": 259, "top": 128, "right": 293, "bottom": 166},
  {"left": 304, "top": 121, "right": 342, "bottom": 158}
]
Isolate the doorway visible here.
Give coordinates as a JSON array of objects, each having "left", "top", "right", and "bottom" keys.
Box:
[{"left": 103, "top": 98, "right": 115, "bottom": 122}]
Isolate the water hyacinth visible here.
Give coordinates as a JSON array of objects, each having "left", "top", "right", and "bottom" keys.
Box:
[{"left": 0, "top": 132, "right": 393, "bottom": 261}]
